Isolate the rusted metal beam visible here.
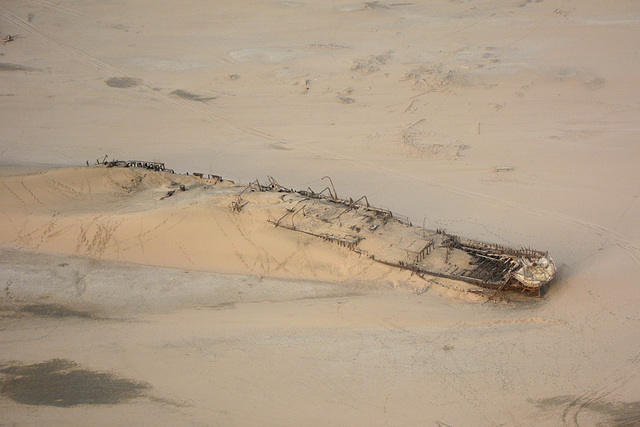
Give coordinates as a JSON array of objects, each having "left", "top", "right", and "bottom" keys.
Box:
[{"left": 322, "top": 176, "right": 338, "bottom": 200}]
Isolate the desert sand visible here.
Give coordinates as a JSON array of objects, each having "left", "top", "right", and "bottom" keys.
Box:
[{"left": 1, "top": 0, "right": 640, "bottom": 425}]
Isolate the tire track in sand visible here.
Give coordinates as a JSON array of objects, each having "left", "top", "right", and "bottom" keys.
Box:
[{"left": 557, "top": 350, "right": 640, "bottom": 426}]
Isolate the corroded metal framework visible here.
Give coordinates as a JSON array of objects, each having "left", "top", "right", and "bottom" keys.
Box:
[{"left": 92, "top": 160, "right": 556, "bottom": 296}]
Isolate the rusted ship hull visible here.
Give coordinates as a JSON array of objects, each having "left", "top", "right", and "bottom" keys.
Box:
[
  {"left": 260, "top": 179, "right": 556, "bottom": 295},
  {"left": 95, "top": 160, "right": 556, "bottom": 295}
]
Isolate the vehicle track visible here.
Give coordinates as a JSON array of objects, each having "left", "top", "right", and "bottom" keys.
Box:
[{"left": 555, "top": 348, "right": 640, "bottom": 426}]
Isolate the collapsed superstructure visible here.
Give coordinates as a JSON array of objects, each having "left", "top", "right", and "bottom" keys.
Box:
[
  {"left": 96, "top": 159, "right": 556, "bottom": 295},
  {"left": 246, "top": 177, "right": 556, "bottom": 296}
]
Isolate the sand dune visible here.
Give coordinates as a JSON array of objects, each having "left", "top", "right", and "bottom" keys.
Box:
[{"left": 0, "top": 165, "right": 415, "bottom": 286}]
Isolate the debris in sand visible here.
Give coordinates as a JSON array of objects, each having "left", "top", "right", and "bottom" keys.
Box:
[
  {"left": 230, "top": 196, "right": 248, "bottom": 212},
  {"left": 1, "top": 34, "right": 17, "bottom": 44},
  {"left": 160, "top": 190, "right": 175, "bottom": 200},
  {"left": 93, "top": 156, "right": 176, "bottom": 173},
  {"left": 170, "top": 89, "right": 216, "bottom": 103}
]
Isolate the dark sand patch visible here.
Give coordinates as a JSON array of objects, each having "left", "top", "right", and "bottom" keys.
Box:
[
  {"left": 18, "top": 303, "right": 97, "bottom": 319},
  {"left": 0, "top": 63, "right": 39, "bottom": 72},
  {"left": 533, "top": 395, "right": 640, "bottom": 426},
  {"left": 170, "top": 89, "right": 216, "bottom": 102},
  {"left": 0, "top": 359, "right": 149, "bottom": 407},
  {"left": 207, "top": 301, "right": 237, "bottom": 310},
  {"left": 105, "top": 77, "right": 140, "bottom": 88},
  {"left": 268, "top": 143, "right": 292, "bottom": 151},
  {"left": 610, "top": 402, "right": 640, "bottom": 426}
]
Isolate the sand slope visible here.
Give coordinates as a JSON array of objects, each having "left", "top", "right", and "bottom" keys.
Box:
[{"left": 0, "top": 165, "right": 411, "bottom": 286}]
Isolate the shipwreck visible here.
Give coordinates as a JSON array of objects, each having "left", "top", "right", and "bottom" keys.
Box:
[
  {"left": 95, "top": 159, "right": 556, "bottom": 295},
  {"left": 256, "top": 178, "right": 556, "bottom": 296}
]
